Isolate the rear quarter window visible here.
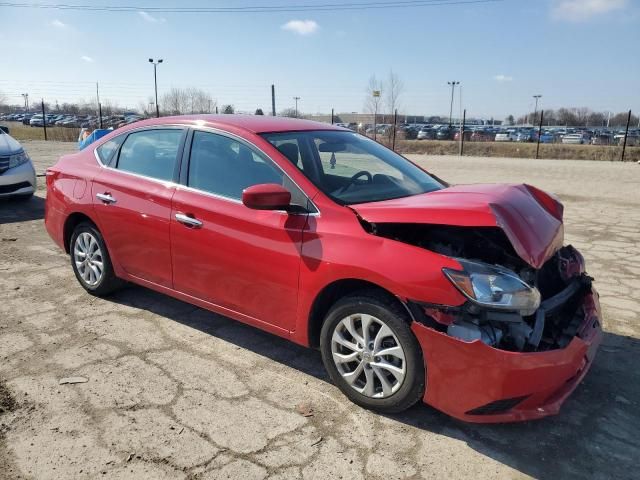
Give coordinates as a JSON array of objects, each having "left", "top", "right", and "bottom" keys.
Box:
[{"left": 96, "top": 136, "right": 123, "bottom": 166}]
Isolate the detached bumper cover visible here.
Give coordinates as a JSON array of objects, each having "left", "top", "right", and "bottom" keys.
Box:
[{"left": 412, "top": 288, "right": 602, "bottom": 423}]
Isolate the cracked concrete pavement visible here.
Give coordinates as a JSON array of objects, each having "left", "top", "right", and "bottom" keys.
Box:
[{"left": 1, "top": 141, "right": 639, "bottom": 479}]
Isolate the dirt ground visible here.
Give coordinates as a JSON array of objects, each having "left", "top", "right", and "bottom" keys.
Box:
[{"left": 1, "top": 140, "right": 639, "bottom": 480}]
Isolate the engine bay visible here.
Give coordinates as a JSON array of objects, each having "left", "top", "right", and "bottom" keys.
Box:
[{"left": 366, "top": 222, "right": 592, "bottom": 352}]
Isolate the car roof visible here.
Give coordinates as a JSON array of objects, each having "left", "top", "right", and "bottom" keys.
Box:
[{"left": 120, "top": 114, "right": 345, "bottom": 135}]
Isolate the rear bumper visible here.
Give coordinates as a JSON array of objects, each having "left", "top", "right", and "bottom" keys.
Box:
[
  {"left": 0, "top": 161, "right": 36, "bottom": 197},
  {"left": 412, "top": 288, "right": 602, "bottom": 423}
]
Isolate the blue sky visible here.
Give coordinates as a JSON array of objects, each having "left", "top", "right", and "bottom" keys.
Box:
[{"left": 1, "top": 0, "right": 639, "bottom": 119}]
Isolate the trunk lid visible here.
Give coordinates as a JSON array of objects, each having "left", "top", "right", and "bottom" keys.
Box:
[{"left": 351, "top": 183, "right": 564, "bottom": 269}]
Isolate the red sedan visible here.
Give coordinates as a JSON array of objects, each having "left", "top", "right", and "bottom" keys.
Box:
[{"left": 44, "top": 115, "right": 602, "bottom": 422}]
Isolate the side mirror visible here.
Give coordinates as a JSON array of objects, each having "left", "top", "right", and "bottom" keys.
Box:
[
  {"left": 0, "top": 125, "right": 9, "bottom": 134},
  {"left": 242, "top": 184, "right": 292, "bottom": 211}
]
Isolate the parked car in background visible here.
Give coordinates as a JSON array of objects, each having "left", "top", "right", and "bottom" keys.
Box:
[
  {"left": 591, "top": 133, "right": 613, "bottom": 145},
  {"left": 614, "top": 133, "right": 640, "bottom": 147},
  {"left": 417, "top": 127, "right": 436, "bottom": 140},
  {"left": 45, "top": 115, "right": 602, "bottom": 423},
  {"left": 30, "top": 115, "right": 44, "bottom": 127},
  {"left": 495, "top": 131, "right": 518, "bottom": 142},
  {"left": 0, "top": 126, "right": 36, "bottom": 199},
  {"left": 470, "top": 129, "right": 495, "bottom": 142},
  {"left": 562, "top": 133, "right": 590, "bottom": 145},
  {"left": 436, "top": 126, "right": 454, "bottom": 140},
  {"left": 516, "top": 130, "right": 536, "bottom": 142}
]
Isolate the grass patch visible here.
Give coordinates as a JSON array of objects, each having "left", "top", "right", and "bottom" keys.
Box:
[
  {"left": 396, "top": 139, "right": 640, "bottom": 162},
  {"left": 2, "top": 121, "right": 79, "bottom": 142}
]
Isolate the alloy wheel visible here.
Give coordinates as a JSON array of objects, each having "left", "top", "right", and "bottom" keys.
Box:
[
  {"left": 73, "top": 232, "right": 104, "bottom": 286},
  {"left": 331, "top": 313, "right": 406, "bottom": 398}
]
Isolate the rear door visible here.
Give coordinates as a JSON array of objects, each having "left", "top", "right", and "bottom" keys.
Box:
[
  {"left": 170, "top": 129, "right": 313, "bottom": 332},
  {"left": 92, "top": 127, "right": 186, "bottom": 287}
]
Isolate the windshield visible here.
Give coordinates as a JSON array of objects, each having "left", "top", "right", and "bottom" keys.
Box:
[{"left": 261, "top": 130, "right": 443, "bottom": 205}]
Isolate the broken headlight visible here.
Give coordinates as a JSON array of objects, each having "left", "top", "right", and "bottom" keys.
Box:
[{"left": 443, "top": 259, "right": 541, "bottom": 316}]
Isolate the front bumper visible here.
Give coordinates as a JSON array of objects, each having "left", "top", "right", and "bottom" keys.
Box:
[
  {"left": 0, "top": 161, "right": 37, "bottom": 197},
  {"left": 411, "top": 288, "right": 602, "bottom": 423}
]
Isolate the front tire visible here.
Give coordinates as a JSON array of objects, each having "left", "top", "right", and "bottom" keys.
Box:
[
  {"left": 70, "top": 222, "right": 122, "bottom": 296},
  {"left": 320, "top": 291, "right": 425, "bottom": 413}
]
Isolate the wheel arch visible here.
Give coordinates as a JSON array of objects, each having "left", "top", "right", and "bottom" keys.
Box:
[
  {"left": 63, "top": 212, "right": 98, "bottom": 253},
  {"left": 307, "top": 278, "right": 413, "bottom": 348}
]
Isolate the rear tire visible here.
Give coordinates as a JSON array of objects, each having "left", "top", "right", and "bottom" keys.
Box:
[
  {"left": 70, "top": 222, "right": 123, "bottom": 296},
  {"left": 320, "top": 291, "right": 425, "bottom": 413}
]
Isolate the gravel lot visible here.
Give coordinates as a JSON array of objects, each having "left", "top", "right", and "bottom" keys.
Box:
[{"left": 1, "top": 141, "right": 639, "bottom": 479}]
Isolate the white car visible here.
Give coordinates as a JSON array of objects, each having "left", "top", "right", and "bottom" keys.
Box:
[
  {"left": 0, "top": 127, "right": 37, "bottom": 199},
  {"left": 614, "top": 133, "right": 640, "bottom": 147},
  {"left": 495, "top": 131, "right": 518, "bottom": 142},
  {"left": 562, "top": 133, "right": 589, "bottom": 145}
]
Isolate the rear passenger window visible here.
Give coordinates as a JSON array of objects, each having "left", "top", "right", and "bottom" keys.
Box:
[{"left": 116, "top": 129, "right": 183, "bottom": 181}]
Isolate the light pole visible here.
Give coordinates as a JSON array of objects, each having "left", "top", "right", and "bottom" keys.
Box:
[
  {"left": 21, "top": 93, "right": 29, "bottom": 111},
  {"left": 533, "top": 95, "right": 542, "bottom": 125},
  {"left": 447, "top": 81, "right": 459, "bottom": 127},
  {"left": 293, "top": 96, "right": 301, "bottom": 118},
  {"left": 149, "top": 58, "right": 163, "bottom": 118}
]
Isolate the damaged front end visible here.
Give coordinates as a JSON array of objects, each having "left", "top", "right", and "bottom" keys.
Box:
[
  {"left": 352, "top": 184, "right": 602, "bottom": 421},
  {"left": 371, "top": 223, "right": 602, "bottom": 422},
  {"left": 438, "top": 245, "right": 593, "bottom": 353},
  {"left": 369, "top": 222, "right": 593, "bottom": 353}
]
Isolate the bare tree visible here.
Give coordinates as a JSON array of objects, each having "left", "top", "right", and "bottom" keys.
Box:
[
  {"left": 279, "top": 108, "right": 298, "bottom": 118},
  {"left": 364, "top": 75, "right": 383, "bottom": 118},
  {"left": 222, "top": 104, "right": 235, "bottom": 114},
  {"left": 255, "top": 108, "right": 264, "bottom": 115},
  {"left": 161, "top": 87, "right": 189, "bottom": 115},
  {"left": 384, "top": 70, "right": 403, "bottom": 120}
]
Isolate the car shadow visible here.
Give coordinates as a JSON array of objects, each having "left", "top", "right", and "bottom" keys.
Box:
[
  {"left": 107, "top": 285, "right": 639, "bottom": 480},
  {"left": 0, "top": 194, "right": 45, "bottom": 225}
]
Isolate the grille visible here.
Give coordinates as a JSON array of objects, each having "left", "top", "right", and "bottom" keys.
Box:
[
  {"left": 466, "top": 396, "right": 529, "bottom": 416},
  {"left": 0, "top": 182, "right": 31, "bottom": 194},
  {"left": 0, "top": 155, "right": 9, "bottom": 174}
]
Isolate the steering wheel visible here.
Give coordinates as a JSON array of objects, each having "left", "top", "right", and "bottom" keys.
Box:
[{"left": 336, "top": 170, "right": 373, "bottom": 195}]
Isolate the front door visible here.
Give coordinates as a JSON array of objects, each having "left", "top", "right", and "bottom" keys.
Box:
[{"left": 171, "top": 130, "right": 311, "bottom": 331}]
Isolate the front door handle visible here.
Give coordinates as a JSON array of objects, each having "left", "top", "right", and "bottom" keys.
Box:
[
  {"left": 96, "top": 192, "right": 116, "bottom": 204},
  {"left": 175, "top": 213, "right": 203, "bottom": 228}
]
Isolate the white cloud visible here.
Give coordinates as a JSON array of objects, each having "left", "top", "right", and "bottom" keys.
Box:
[
  {"left": 51, "top": 19, "right": 67, "bottom": 28},
  {"left": 494, "top": 74, "right": 513, "bottom": 82},
  {"left": 552, "top": 0, "right": 628, "bottom": 22},
  {"left": 281, "top": 19, "right": 319, "bottom": 35},
  {"left": 81, "top": 55, "right": 94, "bottom": 63},
  {"left": 138, "top": 11, "right": 166, "bottom": 23}
]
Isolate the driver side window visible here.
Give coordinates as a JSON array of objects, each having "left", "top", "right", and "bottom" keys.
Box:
[{"left": 188, "top": 130, "right": 315, "bottom": 211}]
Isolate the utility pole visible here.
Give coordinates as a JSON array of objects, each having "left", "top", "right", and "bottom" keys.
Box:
[
  {"left": 41, "top": 99, "right": 47, "bottom": 141},
  {"left": 21, "top": 93, "right": 29, "bottom": 111},
  {"left": 293, "top": 96, "right": 300, "bottom": 118},
  {"left": 448, "top": 81, "right": 459, "bottom": 127},
  {"left": 96, "top": 82, "right": 103, "bottom": 128},
  {"left": 271, "top": 85, "right": 276, "bottom": 116},
  {"left": 149, "top": 58, "right": 163, "bottom": 118},
  {"left": 533, "top": 95, "right": 542, "bottom": 126}
]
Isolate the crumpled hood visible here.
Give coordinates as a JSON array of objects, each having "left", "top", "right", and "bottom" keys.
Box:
[
  {"left": 351, "top": 184, "right": 565, "bottom": 269},
  {"left": 0, "top": 133, "right": 24, "bottom": 156}
]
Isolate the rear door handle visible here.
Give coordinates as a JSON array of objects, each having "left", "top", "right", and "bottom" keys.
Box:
[
  {"left": 96, "top": 192, "right": 116, "bottom": 204},
  {"left": 175, "top": 213, "right": 203, "bottom": 228}
]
